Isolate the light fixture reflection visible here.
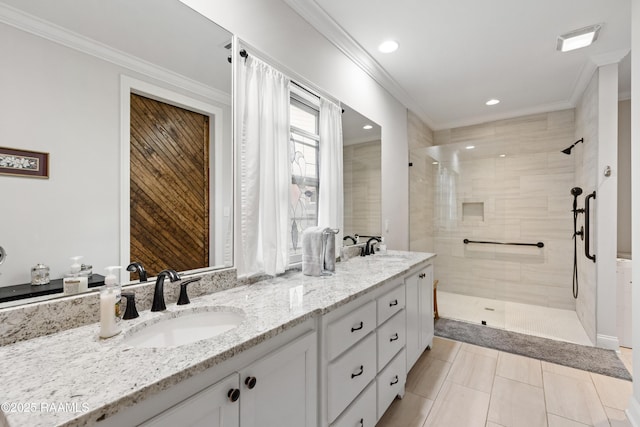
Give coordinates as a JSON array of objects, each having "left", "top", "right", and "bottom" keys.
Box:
[
  {"left": 363, "top": 124, "right": 373, "bottom": 130},
  {"left": 378, "top": 40, "right": 399, "bottom": 53}
]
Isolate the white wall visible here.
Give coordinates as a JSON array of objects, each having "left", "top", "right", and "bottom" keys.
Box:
[
  {"left": 629, "top": 1, "right": 640, "bottom": 424},
  {"left": 0, "top": 21, "right": 231, "bottom": 286},
  {"left": 618, "top": 99, "right": 632, "bottom": 257},
  {"left": 180, "top": 0, "right": 411, "bottom": 251},
  {"left": 595, "top": 63, "right": 619, "bottom": 349}
]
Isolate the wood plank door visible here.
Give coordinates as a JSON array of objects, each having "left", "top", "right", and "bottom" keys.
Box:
[{"left": 130, "top": 93, "right": 209, "bottom": 276}]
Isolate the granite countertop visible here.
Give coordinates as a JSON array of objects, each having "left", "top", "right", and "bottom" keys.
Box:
[{"left": 0, "top": 251, "right": 435, "bottom": 427}]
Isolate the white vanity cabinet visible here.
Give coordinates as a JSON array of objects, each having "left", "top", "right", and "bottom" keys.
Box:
[
  {"left": 405, "top": 263, "right": 434, "bottom": 371},
  {"left": 320, "top": 280, "right": 407, "bottom": 427},
  {"left": 140, "top": 373, "right": 240, "bottom": 427},
  {"left": 108, "top": 321, "right": 317, "bottom": 427},
  {"left": 238, "top": 331, "right": 317, "bottom": 427}
]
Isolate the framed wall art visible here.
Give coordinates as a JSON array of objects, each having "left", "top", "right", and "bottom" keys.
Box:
[{"left": 0, "top": 147, "right": 49, "bottom": 178}]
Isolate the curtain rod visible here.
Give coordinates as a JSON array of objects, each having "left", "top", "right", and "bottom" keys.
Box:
[{"left": 235, "top": 38, "right": 341, "bottom": 107}]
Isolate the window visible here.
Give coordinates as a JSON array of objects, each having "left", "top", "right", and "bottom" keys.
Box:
[{"left": 289, "top": 89, "right": 320, "bottom": 263}]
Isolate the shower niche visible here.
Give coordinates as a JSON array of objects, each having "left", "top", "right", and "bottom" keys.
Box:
[{"left": 462, "top": 202, "right": 484, "bottom": 222}]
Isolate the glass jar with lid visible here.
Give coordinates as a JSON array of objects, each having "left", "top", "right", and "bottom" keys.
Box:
[{"left": 31, "top": 263, "right": 50, "bottom": 285}]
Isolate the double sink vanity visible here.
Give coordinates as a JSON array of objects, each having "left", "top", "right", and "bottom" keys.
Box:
[{"left": 0, "top": 251, "right": 435, "bottom": 427}]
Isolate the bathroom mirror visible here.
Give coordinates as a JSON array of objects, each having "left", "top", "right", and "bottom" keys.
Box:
[
  {"left": 0, "top": 0, "right": 233, "bottom": 305},
  {"left": 342, "top": 104, "right": 382, "bottom": 241}
]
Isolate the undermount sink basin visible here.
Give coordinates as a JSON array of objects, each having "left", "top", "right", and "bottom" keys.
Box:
[{"left": 122, "top": 308, "right": 245, "bottom": 349}]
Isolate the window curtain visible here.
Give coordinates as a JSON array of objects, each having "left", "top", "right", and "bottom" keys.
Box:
[
  {"left": 317, "top": 98, "right": 344, "bottom": 258},
  {"left": 237, "top": 55, "right": 291, "bottom": 277}
]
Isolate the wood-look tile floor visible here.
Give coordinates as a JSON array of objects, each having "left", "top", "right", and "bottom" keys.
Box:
[{"left": 377, "top": 337, "right": 633, "bottom": 427}]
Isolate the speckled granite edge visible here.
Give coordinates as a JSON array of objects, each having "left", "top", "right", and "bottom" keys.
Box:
[{"left": 0, "top": 268, "right": 237, "bottom": 346}]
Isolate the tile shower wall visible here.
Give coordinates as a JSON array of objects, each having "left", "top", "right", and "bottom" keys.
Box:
[
  {"left": 343, "top": 140, "right": 381, "bottom": 237},
  {"left": 574, "top": 70, "right": 598, "bottom": 343},
  {"left": 408, "top": 110, "right": 435, "bottom": 252},
  {"left": 432, "top": 110, "right": 577, "bottom": 310}
]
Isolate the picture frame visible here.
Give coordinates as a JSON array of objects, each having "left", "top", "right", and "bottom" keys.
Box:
[{"left": 0, "top": 147, "right": 49, "bottom": 178}]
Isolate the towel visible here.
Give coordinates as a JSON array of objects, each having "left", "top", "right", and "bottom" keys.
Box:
[
  {"left": 323, "top": 228, "right": 336, "bottom": 273},
  {"left": 302, "top": 226, "right": 324, "bottom": 276}
]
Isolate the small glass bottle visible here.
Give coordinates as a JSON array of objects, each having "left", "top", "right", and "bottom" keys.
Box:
[{"left": 31, "top": 263, "right": 50, "bottom": 285}]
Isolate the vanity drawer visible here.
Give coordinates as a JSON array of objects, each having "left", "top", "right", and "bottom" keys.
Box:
[
  {"left": 377, "top": 309, "right": 406, "bottom": 372},
  {"left": 328, "top": 332, "right": 377, "bottom": 423},
  {"left": 377, "top": 348, "right": 406, "bottom": 420},
  {"left": 327, "top": 300, "right": 376, "bottom": 360},
  {"left": 377, "top": 284, "right": 405, "bottom": 326},
  {"left": 330, "top": 379, "right": 377, "bottom": 427}
]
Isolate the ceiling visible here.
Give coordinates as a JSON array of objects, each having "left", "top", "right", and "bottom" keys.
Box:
[
  {"left": 286, "top": 0, "right": 631, "bottom": 130},
  {"left": 0, "top": 0, "right": 232, "bottom": 93}
]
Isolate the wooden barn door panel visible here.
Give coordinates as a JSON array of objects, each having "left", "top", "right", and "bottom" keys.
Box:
[{"left": 130, "top": 93, "right": 209, "bottom": 276}]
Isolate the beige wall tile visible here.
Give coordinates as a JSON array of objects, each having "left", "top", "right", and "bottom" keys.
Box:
[
  {"left": 487, "top": 376, "right": 546, "bottom": 427},
  {"left": 423, "top": 381, "right": 491, "bottom": 427},
  {"left": 543, "top": 371, "right": 608, "bottom": 426},
  {"left": 496, "top": 352, "right": 543, "bottom": 387}
]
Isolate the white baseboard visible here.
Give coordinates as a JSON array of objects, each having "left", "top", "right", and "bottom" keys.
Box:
[
  {"left": 627, "top": 395, "right": 640, "bottom": 427},
  {"left": 596, "top": 334, "right": 620, "bottom": 350}
]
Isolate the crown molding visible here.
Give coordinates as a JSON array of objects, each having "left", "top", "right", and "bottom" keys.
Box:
[
  {"left": 0, "top": 2, "right": 230, "bottom": 105},
  {"left": 433, "top": 100, "right": 574, "bottom": 131},
  {"left": 283, "top": 0, "right": 435, "bottom": 129}
]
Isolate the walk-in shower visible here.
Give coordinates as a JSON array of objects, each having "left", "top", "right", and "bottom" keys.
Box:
[{"left": 410, "top": 113, "right": 595, "bottom": 345}]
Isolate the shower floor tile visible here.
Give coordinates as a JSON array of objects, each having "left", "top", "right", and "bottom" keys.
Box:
[{"left": 438, "top": 291, "right": 592, "bottom": 346}]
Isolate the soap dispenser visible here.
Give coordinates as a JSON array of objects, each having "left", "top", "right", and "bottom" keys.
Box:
[
  {"left": 63, "top": 256, "right": 88, "bottom": 294},
  {"left": 100, "top": 266, "right": 123, "bottom": 339}
]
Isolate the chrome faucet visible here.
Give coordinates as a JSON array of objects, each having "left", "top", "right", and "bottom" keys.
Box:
[{"left": 151, "top": 269, "right": 180, "bottom": 312}]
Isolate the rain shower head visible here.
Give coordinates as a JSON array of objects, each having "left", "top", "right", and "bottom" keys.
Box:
[{"left": 562, "top": 138, "right": 584, "bottom": 155}]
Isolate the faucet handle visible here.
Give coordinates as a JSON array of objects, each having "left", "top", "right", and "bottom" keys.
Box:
[
  {"left": 177, "top": 278, "right": 201, "bottom": 305},
  {"left": 122, "top": 292, "right": 139, "bottom": 320}
]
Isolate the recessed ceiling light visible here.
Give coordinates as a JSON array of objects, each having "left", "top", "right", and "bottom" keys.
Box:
[
  {"left": 432, "top": 161, "right": 439, "bottom": 165},
  {"left": 378, "top": 40, "right": 399, "bottom": 53},
  {"left": 465, "top": 145, "right": 475, "bottom": 150},
  {"left": 486, "top": 99, "right": 500, "bottom": 106},
  {"left": 557, "top": 24, "right": 601, "bottom": 52},
  {"left": 363, "top": 124, "right": 373, "bottom": 130},
  {"left": 499, "top": 154, "right": 506, "bottom": 158}
]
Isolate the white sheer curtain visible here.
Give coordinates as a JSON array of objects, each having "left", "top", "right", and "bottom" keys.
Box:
[
  {"left": 317, "top": 98, "right": 344, "bottom": 258},
  {"left": 237, "top": 56, "right": 291, "bottom": 277}
]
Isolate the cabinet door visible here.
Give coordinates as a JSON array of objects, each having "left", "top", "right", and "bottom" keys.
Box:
[
  {"left": 404, "top": 272, "right": 420, "bottom": 371},
  {"left": 419, "top": 264, "right": 434, "bottom": 351},
  {"left": 239, "top": 332, "right": 317, "bottom": 427},
  {"left": 140, "top": 373, "right": 240, "bottom": 427}
]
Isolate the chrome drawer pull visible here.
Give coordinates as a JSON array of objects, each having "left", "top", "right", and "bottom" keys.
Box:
[
  {"left": 390, "top": 333, "right": 399, "bottom": 342},
  {"left": 390, "top": 375, "right": 399, "bottom": 386},
  {"left": 351, "top": 365, "right": 364, "bottom": 378},
  {"left": 351, "top": 322, "right": 364, "bottom": 332}
]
